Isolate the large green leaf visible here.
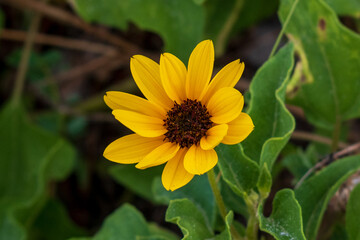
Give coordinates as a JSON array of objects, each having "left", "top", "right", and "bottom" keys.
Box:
[
  {"left": 259, "top": 189, "right": 306, "bottom": 240},
  {"left": 325, "top": 0, "right": 360, "bottom": 17},
  {"left": 152, "top": 175, "right": 216, "bottom": 227},
  {"left": 242, "top": 43, "right": 295, "bottom": 169},
  {"left": 0, "top": 102, "right": 75, "bottom": 239},
  {"left": 70, "top": 204, "right": 178, "bottom": 240},
  {"left": 346, "top": 183, "right": 360, "bottom": 240},
  {"left": 109, "top": 165, "right": 162, "bottom": 202},
  {"left": 166, "top": 199, "right": 213, "bottom": 240},
  {"left": 295, "top": 155, "right": 360, "bottom": 240},
  {"left": 280, "top": 0, "right": 360, "bottom": 130},
  {"left": 73, "top": 0, "right": 204, "bottom": 61},
  {"left": 216, "top": 144, "right": 259, "bottom": 196}
]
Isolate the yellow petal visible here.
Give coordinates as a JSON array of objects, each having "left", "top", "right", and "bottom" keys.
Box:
[
  {"left": 104, "top": 91, "right": 166, "bottom": 119},
  {"left": 202, "top": 59, "right": 245, "bottom": 104},
  {"left": 160, "top": 53, "right": 187, "bottom": 103},
  {"left": 136, "top": 142, "right": 180, "bottom": 169},
  {"left": 186, "top": 40, "right": 214, "bottom": 100},
  {"left": 130, "top": 55, "right": 173, "bottom": 109},
  {"left": 200, "top": 124, "right": 228, "bottom": 150},
  {"left": 222, "top": 113, "right": 254, "bottom": 145},
  {"left": 184, "top": 145, "right": 218, "bottom": 175},
  {"left": 161, "top": 149, "right": 194, "bottom": 191},
  {"left": 112, "top": 110, "right": 166, "bottom": 137},
  {"left": 207, "top": 87, "right": 244, "bottom": 124},
  {"left": 103, "top": 134, "right": 163, "bottom": 164}
]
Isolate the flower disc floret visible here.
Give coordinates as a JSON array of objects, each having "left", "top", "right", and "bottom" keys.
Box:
[{"left": 163, "top": 99, "right": 213, "bottom": 148}]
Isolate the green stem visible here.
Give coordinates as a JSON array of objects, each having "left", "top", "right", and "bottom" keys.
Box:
[
  {"left": 207, "top": 169, "right": 243, "bottom": 240},
  {"left": 215, "top": 0, "right": 244, "bottom": 56},
  {"left": 268, "top": 0, "right": 299, "bottom": 59},
  {"left": 244, "top": 194, "right": 259, "bottom": 240},
  {"left": 11, "top": 11, "right": 42, "bottom": 106}
]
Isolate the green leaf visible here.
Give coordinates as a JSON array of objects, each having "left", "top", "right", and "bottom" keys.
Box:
[
  {"left": 0, "top": 102, "right": 75, "bottom": 239},
  {"left": 147, "top": 224, "right": 179, "bottom": 240},
  {"left": 324, "top": 0, "right": 360, "bottom": 17},
  {"left": 70, "top": 204, "right": 178, "bottom": 240},
  {"left": 279, "top": 0, "right": 360, "bottom": 129},
  {"left": 216, "top": 144, "right": 259, "bottom": 196},
  {"left": 295, "top": 155, "right": 360, "bottom": 240},
  {"left": 152, "top": 175, "right": 216, "bottom": 227},
  {"left": 257, "top": 163, "right": 272, "bottom": 199},
  {"left": 259, "top": 189, "right": 306, "bottom": 240},
  {"left": 214, "top": 211, "right": 233, "bottom": 240},
  {"left": 30, "top": 199, "right": 86, "bottom": 240},
  {"left": 346, "top": 183, "right": 360, "bottom": 240},
  {"left": 73, "top": 0, "right": 205, "bottom": 61},
  {"left": 166, "top": 199, "right": 214, "bottom": 240},
  {"left": 110, "top": 164, "right": 163, "bottom": 202},
  {"left": 78, "top": 204, "right": 150, "bottom": 240},
  {"left": 242, "top": 43, "right": 295, "bottom": 169}
]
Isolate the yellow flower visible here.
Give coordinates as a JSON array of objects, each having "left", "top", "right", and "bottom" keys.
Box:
[{"left": 103, "top": 40, "right": 254, "bottom": 191}]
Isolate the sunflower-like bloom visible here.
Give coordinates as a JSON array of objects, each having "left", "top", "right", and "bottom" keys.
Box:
[{"left": 104, "top": 40, "right": 254, "bottom": 191}]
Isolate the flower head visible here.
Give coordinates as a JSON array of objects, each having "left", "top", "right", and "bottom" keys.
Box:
[{"left": 104, "top": 40, "right": 254, "bottom": 191}]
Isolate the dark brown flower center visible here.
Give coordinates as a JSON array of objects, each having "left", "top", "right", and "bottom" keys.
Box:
[{"left": 163, "top": 99, "right": 213, "bottom": 148}]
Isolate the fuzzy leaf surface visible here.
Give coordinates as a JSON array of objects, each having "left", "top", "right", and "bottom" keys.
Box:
[
  {"left": 166, "top": 199, "right": 213, "bottom": 240},
  {"left": 259, "top": 189, "right": 306, "bottom": 240}
]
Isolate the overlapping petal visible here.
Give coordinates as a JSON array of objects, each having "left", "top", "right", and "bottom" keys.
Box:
[
  {"left": 160, "top": 53, "right": 187, "bottom": 103},
  {"left": 186, "top": 40, "right": 214, "bottom": 100},
  {"left": 184, "top": 145, "right": 218, "bottom": 175},
  {"left": 136, "top": 142, "right": 180, "bottom": 169},
  {"left": 222, "top": 112, "right": 254, "bottom": 145},
  {"left": 103, "top": 134, "right": 163, "bottom": 164},
  {"left": 207, "top": 87, "right": 244, "bottom": 124},
  {"left": 130, "top": 55, "right": 173, "bottom": 109},
  {"left": 200, "top": 124, "right": 228, "bottom": 150},
  {"left": 202, "top": 59, "right": 245, "bottom": 104},
  {"left": 104, "top": 91, "right": 166, "bottom": 118},
  {"left": 162, "top": 149, "right": 194, "bottom": 191},
  {"left": 112, "top": 110, "right": 166, "bottom": 137}
]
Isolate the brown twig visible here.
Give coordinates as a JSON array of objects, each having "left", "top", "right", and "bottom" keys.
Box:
[
  {"left": 0, "top": 29, "right": 116, "bottom": 55},
  {"left": 286, "top": 104, "right": 305, "bottom": 119},
  {"left": 0, "top": 0, "right": 138, "bottom": 52},
  {"left": 291, "top": 130, "right": 349, "bottom": 149},
  {"left": 295, "top": 142, "right": 360, "bottom": 189},
  {"left": 37, "top": 53, "right": 127, "bottom": 87}
]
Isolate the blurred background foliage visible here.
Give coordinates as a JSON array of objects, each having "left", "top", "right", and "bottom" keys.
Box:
[{"left": 0, "top": 0, "right": 359, "bottom": 239}]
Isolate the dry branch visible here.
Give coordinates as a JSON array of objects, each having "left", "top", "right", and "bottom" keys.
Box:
[{"left": 0, "top": 29, "right": 116, "bottom": 54}]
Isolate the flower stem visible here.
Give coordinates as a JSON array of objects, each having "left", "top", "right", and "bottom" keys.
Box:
[
  {"left": 207, "top": 169, "right": 243, "bottom": 240},
  {"left": 11, "top": 10, "right": 42, "bottom": 106},
  {"left": 268, "top": 0, "right": 299, "bottom": 59},
  {"left": 215, "top": 0, "right": 244, "bottom": 56},
  {"left": 244, "top": 194, "right": 259, "bottom": 240},
  {"left": 331, "top": 115, "right": 341, "bottom": 152}
]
